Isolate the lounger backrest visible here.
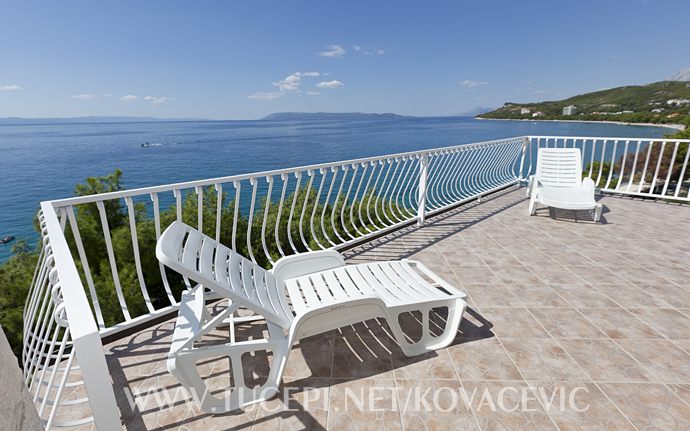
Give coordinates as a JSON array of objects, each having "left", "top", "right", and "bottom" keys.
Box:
[
  {"left": 156, "top": 221, "right": 294, "bottom": 328},
  {"left": 535, "top": 148, "right": 583, "bottom": 187}
]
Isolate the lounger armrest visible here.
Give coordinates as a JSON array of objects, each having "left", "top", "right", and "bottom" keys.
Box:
[
  {"left": 405, "top": 260, "right": 467, "bottom": 298},
  {"left": 582, "top": 177, "right": 596, "bottom": 194},
  {"left": 272, "top": 249, "right": 346, "bottom": 281}
]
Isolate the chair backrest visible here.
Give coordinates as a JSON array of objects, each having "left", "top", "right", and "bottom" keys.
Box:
[
  {"left": 535, "top": 147, "right": 583, "bottom": 187},
  {"left": 157, "top": 221, "right": 294, "bottom": 328}
]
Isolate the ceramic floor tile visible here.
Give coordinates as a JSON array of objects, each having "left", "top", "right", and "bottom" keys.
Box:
[{"left": 600, "top": 383, "right": 690, "bottom": 430}]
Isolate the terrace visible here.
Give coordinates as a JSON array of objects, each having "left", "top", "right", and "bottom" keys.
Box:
[{"left": 16, "top": 136, "right": 690, "bottom": 430}]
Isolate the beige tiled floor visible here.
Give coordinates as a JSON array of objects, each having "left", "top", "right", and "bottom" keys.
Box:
[{"left": 102, "top": 187, "right": 690, "bottom": 430}]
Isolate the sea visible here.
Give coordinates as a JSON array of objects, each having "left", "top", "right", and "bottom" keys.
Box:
[{"left": 0, "top": 116, "right": 672, "bottom": 262}]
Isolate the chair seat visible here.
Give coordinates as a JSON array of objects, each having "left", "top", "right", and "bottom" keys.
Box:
[
  {"left": 284, "top": 260, "right": 464, "bottom": 314},
  {"left": 538, "top": 185, "right": 597, "bottom": 210}
]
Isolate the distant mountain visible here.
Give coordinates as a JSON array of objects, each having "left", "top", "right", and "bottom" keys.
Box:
[
  {"left": 669, "top": 68, "right": 690, "bottom": 82},
  {"left": 478, "top": 80, "right": 690, "bottom": 126},
  {"left": 0, "top": 116, "right": 207, "bottom": 125},
  {"left": 260, "top": 112, "right": 412, "bottom": 121},
  {"left": 456, "top": 106, "right": 497, "bottom": 117}
]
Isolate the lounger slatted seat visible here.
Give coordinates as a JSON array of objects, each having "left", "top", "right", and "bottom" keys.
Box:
[
  {"left": 157, "top": 221, "right": 467, "bottom": 413},
  {"left": 527, "top": 147, "right": 603, "bottom": 221}
]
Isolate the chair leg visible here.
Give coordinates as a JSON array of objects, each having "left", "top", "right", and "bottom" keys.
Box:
[
  {"left": 168, "top": 325, "right": 292, "bottom": 414},
  {"left": 388, "top": 300, "right": 465, "bottom": 357},
  {"left": 528, "top": 196, "right": 538, "bottom": 216},
  {"left": 593, "top": 204, "right": 603, "bottom": 222}
]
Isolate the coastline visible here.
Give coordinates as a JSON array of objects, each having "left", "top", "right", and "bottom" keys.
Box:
[{"left": 475, "top": 117, "right": 686, "bottom": 131}]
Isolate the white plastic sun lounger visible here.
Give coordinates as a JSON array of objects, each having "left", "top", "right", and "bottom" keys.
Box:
[
  {"left": 527, "top": 147, "right": 602, "bottom": 222},
  {"left": 157, "top": 221, "right": 466, "bottom": 413}
]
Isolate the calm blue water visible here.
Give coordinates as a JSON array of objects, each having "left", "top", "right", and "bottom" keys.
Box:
[{"left": 0, "top": 117, "right": 671, "bottom": 262}]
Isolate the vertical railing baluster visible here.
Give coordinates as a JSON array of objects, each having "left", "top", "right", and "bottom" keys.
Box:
[
  {"left": 232, "top": 181, "right": 241, "bottom": 251},
  {"left": 320, "top": 167, "right": 339, "bottom": 246},
  {"left": 151, "top": 192, "right": 176, "bottom": 305},
  {"left": 661, "top": 142, "right": 679, "bottom": 196},
  {"left": 214, "top": 184, "right": 223, "bottom": 242},
  {"left": 298, "top": 171, "right": 315, "bottom": 251},
  {"left": 649, "top": 141, "right": 667, "bottom": 195},
  {"left": 246, "top": 178, "right": 259, "bottom": 262},
  {"left": 275, "top": 174, "right": 289, "bottom": 257},
  {"left": 340, "top": 164, "right": 358, "bottom": 240},
  {"left": 365, "top": 161, "right": 384, "bottom": 230},
  {"left": 417, "top": 153, "right": 429, "bottom": 226},
  {"left": 173, "top": 189, "right": 182, "bottom": 221},
  {"left": 330, "top": 165, "right": 348, "bottom": 243},
  {"left": 637, "top": 141, "right": 654, "bottom": 193},
  {"left": 96, "top": 200, "right": 131, "bottom": 320},
  {"left": 66, "top": 206, "right": 105, "bottom": 329},
  {"left": 260, "top": 176, "right": 274, "bottom": 264},
  {"left": 674, "top": 142, "right": 690, "bottom": 198},
  {"left": 124, "top": 197, "right": 154, "bottom": 313},
  {"left": 359, "top": 161, "right": 377, "bottom": 233},
  {"left": 310, "top": 169, "right": 328, "bottom": 249},
  {"left": 351, "top": 162, "right": 369, "bottom": 236},
  {"left": 195, "top": 186, "right": 204, "bottom": 233},
  {"left": 615, "top": 140, "right": 630, "bottom": 190},
  {"left": 604, "top": 140, "right": 619, "bottom": 190}
]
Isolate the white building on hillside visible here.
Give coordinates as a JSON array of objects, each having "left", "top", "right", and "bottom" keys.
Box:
[
  {"left": 562, "top": 105, "right": 577, "bottom": 115},
  {"left": 520, "top": 107, "right": 531, "bottom": 115}
]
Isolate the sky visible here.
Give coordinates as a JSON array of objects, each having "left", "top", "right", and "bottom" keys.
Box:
[{"left": 0, "top": 0, "right": 689, "bottom": 120}]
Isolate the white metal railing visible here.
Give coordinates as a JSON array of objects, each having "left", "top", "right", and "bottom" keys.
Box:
[
  {"left": 22, "top": 205, "right": 120, "bottom": 430},
  {"left": 43, "top": 136, "right": 525, "bottom": 338},
  {"left": 21, "top": 134, "right": 689, "bottom": 429},
  {"left": 523, "top": 136, "right": 690, "bottom": 201}
]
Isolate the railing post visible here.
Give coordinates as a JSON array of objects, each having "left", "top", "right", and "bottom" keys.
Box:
[
  {"left": 517, "top": 136, "right": 529, "bottom": 184},
  {"left": 417, "top": 153, "right": 429, "bottom": 226}
]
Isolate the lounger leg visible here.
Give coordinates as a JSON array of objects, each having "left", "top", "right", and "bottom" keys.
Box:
[
  {"left": 528, "top": 196, "right": 538, "bottom": 216},
  {"left": 388, "top": 300, "right": 466, "bottom": 357},
  {"left": 526, "top": 175, "right": 535, "bottom": 197},
  {"left": 593, "top": 204, "right": 603, "bottom": 222},
  {"left": 168, "top": 324, "right": 292, "bottom": 413}
]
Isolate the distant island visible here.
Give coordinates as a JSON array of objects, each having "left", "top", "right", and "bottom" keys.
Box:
[
  {"left": 478, "top": 80, "right": 690, "bottom": 130},
  {"left": 260, "top": 112, "right": 412, "bottom": 121}
]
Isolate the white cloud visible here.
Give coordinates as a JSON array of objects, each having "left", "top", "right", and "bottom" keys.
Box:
[
  {"left": 120, "top": 94, "right": 138, "bottom": 102},
  {"left": 352, "top": 45, "right": 385, "bottom": 56},
  {"left": 272, "top": 73, "right": 302, "bottom": 92},
  {"left": 71, "top": 93, "right": 97, "bottom": 100},
  {"left": 306, "top": 91, "right": 320, "bottom": 96},
  {"left": 144, "top": 95, "right": 175, "bottom": 104},
  {"left": 103, "top": 93, "right": 113, "bottom": 97},
  {"left": 0, "top": 84, "right": 21, "bottom": 91},
  {"left": 316, "top": 80, "right": 344, "bottom": 88},
  {"left": 461, "top": 80, "right": 488, "bottom": 88},
  {"left": 248, "top": 92, "right": 284, "bottom": 101},
  {"left": 317, "top": 44, "right": 346, "bottom": 58},
  {"left": 532, "top": 89, "right": 547, "bottom": 95},
  {"left": 252, "top": 72, "right": 328, "bottom": 100}
]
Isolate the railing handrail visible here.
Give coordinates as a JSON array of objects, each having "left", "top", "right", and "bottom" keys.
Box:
[
  {"left": 527, "top": 135, "right": 690, "bottom": 142},
  {"left": 46, "top": 136, "right": 523, "bottom": 208}
]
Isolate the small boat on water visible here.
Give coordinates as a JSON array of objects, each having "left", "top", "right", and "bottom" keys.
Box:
[{"left": 0, "top": 235, "right": 15, "bottom": 245}]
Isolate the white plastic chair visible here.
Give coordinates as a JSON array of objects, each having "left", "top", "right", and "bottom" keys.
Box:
[
  {"left": 156, "top": 221, "right": 467, "bottom": 413},
  {"left": 527, "top": 148, "right": 602, "bottom": 222}
]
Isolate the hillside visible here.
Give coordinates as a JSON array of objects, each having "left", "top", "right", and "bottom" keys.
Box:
[{"left": 478, "top": 81, "right": 690, "bottom": 127}]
